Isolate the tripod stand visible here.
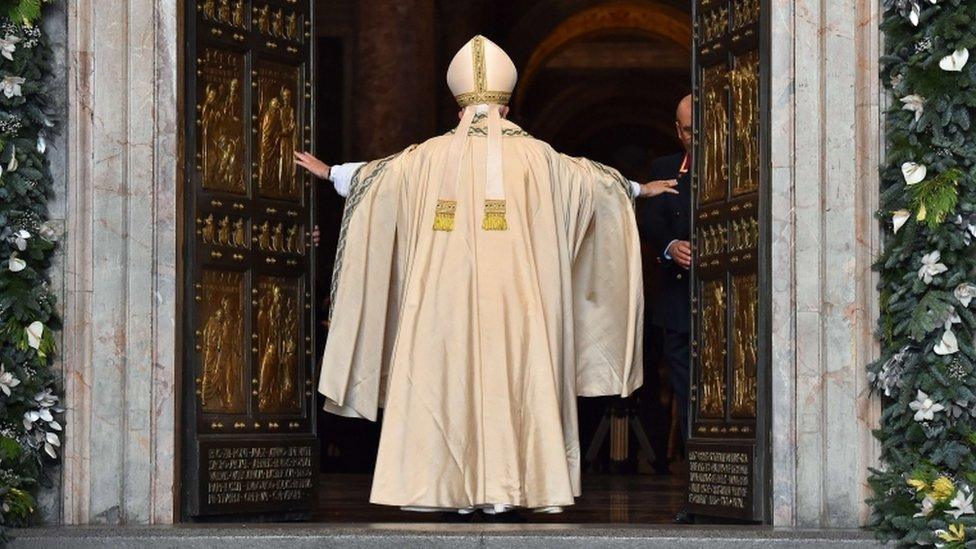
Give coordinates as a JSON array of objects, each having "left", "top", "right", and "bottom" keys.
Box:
[{"left": 583, "top": 396, "right": 657, "bottom": 471}]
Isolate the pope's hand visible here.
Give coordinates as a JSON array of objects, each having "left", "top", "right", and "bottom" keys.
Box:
[
  {"left": 294, "top": 151, "right": 331, "bottom": 180},
  {"left": 640, "top": 179, "right": 679, "bottom": 198}
]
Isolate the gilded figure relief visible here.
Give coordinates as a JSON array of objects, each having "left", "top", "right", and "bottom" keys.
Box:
[
  {"left": 701, "top": 65, "right": 728, "bottom": 205},
  {"left": 254, "top": 221, "right": 305, "bottom": 255},
  {"left": 699, "top": 280, "right": 727, "bottom": 418},
  {"left": 697, "top": 224, "right": 727, "bottom": 258},
  {"left": 255, "top": 61, "right": 301, "bottom": 200},
  {"left": 702, "top": 7, "right": 729, "bottom": 43},
  {"left": 729, "top": 216, "right": 759, "bottom": 251},
  {"left": 199, "top": 270, "right": 246, "bottom": 413},
  {"left": 731, "top": 274, "right": 758, "bottom": 417},
  {"left": 731, "top": 51, "right": 760, "bottom": 196},
  {"left": 198, "top": 49, "right": 246, "bottom": 194},
  {"left": 256, "top": 276, "right": 302, "bottom": 413},
  {"left": 733, "top": 0, "right": 761, "bottom": 29},
  {"left": 199, "top": 215, "right": 249, "bottom": 249}
]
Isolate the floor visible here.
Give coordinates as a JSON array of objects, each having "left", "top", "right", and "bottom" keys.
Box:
[{"left": 314, "top": 468, "right": 688, "bottom": 524}]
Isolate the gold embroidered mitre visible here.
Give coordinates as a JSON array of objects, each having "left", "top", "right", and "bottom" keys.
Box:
[{"left": 447, "top": 35, "right": 517, "bottom": 107}]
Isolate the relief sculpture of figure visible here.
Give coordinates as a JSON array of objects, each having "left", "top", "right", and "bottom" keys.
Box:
[
  {"left": 232, "top": 0, "right": 246, "bottom": 28},
  {"left": 278, "top": 298, "right": 299, "bottom": 409},
  {"left": 200, "top": 83, "right": 221, "bottom": 184},
  {"left": 701, "top": 283, "right": 726, "bottom": 417},
  {"left": 257, "top": 285, "right": 284, "bottom": 410},
  {"left": 216, "top": 78, "right": 242, "bottom": 191},
  {"left": 201, "top": 297, "right": 237, "bottom": 410},
  {"left": 259, "top": 97, "right": 282, "bottom": 193},
  {"left": 277, "top": 88, "right": 298, "bottom": 194}
]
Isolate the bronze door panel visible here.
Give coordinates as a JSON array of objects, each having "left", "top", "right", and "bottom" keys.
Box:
[
  {"left": 198, "top": 269, "right": 248, "bottom": 414},
  {"left": 689, "top": 0, "right": 769, "bottom": 522},
  {"left": 198, "top": 48, "right": 247, "bottom": 195},
  {"left": 255, "top": 60, "right": 303, "bottom": 202},
  {"left": 184, "top": 0, "right": 317, "bottom": 520}
]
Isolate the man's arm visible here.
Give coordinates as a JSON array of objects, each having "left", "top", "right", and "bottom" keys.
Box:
[{"left": 293, "top": 152, "right": 365, "bottom": 198}]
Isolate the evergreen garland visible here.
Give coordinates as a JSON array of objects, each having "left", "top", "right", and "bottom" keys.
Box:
[
  {"left": 871, "top": 1, "right": 976, "bottom": 546},
  {"left": 0, "top": 0, "right": 58, "bottom": 543}
]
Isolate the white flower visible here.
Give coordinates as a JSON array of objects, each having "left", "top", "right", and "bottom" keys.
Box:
[
  {"left": 0, "top": 34, "right": 19, "bottom": 61},
  {"left": 955, "top": 283, "right": 976, "bottom": 307},
  {"left": 892, "top": 210, "right": 911, "bottom": 234},
  {"left": 34, "top": 388, "right": 58, "bottom": 408},
  {"left": 934, "top": 329, "right": 959, "bottom": 356},
  {"left": 36, "top": 135, "right": 45, "bottom": 154},
  {"left": 9, "top": 144, "right": 19, "bottom": 172},
  {"left": 909, "top": 389, "right": 945, "bottom": 421},
  {"left": 944, "top": 309, "right": 961, "bottom": 330},
  {"left": 0, "top": 365, "right": 20, "bottom": 397},
  {"left": 948, "top": 487, "right": 974, "bottom": 519},
  {"left": 902, "top": 162, "right": 927, "bottom": 185},
  {"left": 909, "top": 2, "right": 921, "bottom": 26},
  {"left": 43, "top": 431, "right": 60, "bottom": 458},
  {"left": 25, "top": 321, "right": 44, "bottom": 350},
  {"left": 940, "top": 48, "right": 969, "bottom": 72},
  {"left": 918, "top": 251, "right": 948, "bottom": 283},
  {"left": 13, "top": 228, "right": 29, "bottom": 251},
  {"left": 0, "top": 75, "right": 24, "bottom": 98},
  {"left": 900, "top": 94, "right": 925, "bottom": 121},
  {"left": 915, "top": 495, "right": 937, "bottom": 517},
  {"left": 23, "top": 407, "right": 52, "bottom": 431},
  {"left": 8, "top": 253, "right": 25, "bottom": 272},
  {"left": 38, "top": 222, "right": 57, "bottom": 241}
]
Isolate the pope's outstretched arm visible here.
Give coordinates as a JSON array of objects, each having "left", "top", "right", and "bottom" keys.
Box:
[{"left": 294, "top": 151, "right": 365, "bottom": 197}]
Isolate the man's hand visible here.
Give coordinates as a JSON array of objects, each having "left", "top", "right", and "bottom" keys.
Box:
[
  {"left": 294, "top": 151, "right": 331, "bottom": 180},
  {"left": 640, "top": 179, "right": 679, "bottom": 198},
  {"left": 312, "top": 225, "right": 321, "bottom": 247},
  {"left": 667, "top": 240, "right": 692, "bottom": 270}
]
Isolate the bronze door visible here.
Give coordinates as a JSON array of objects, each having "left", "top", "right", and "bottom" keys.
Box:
[
  {"left": 182, "top": 0, "right": 318, "bottom": 519},
  {"left": 688, "top": 0, "right": 769, "bottom": 521}
]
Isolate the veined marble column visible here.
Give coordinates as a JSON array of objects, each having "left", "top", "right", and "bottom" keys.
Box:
[
  {"left": 57, "top": 0, "right": 179, "bottom": 525},
  {"left": 768, "top": 0, "right": 882, "bottom": 528}
]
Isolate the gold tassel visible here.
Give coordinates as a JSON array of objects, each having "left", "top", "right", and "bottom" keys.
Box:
[
  {"left": 482, "top": 199, "right": 508, "bottom": 231},
  {"left": 433, "top": 199, "right": 457, "bottom": 231}
]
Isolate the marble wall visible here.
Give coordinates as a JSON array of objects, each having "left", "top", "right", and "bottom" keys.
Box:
[
  {"left": 56, "top": 0, "right": 180, "bottom": 525},
  {"left": 768, "top": 0, "right": 882, "bottom": 528},
  {"left": 46, "top": 0, "right": 880, "bottom": 528}
]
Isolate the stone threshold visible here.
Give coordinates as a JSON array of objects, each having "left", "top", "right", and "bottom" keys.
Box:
[{"left": 13, "top": 523, "right": 885, "bottom": 548}]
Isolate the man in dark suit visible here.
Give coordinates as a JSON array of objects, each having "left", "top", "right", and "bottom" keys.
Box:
[{"left": 641, "top": 95, "right": 693, "bottom": 445}]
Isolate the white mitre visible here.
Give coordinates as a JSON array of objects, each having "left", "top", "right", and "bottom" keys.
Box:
[{"left": 447, "top": 35, "right": 517, "bottom": 107}]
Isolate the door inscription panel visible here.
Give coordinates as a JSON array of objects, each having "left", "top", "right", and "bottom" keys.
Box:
[
  {"left": 184, "top": 0, "right": 317, "bottom": 519},
  {"left": 689, "top": 0, "right": 769, "bottom": 521}
]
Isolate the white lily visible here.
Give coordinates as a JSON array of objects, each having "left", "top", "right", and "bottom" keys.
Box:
[
  {"left": 915, "top": 495, "right": 937, "bottom": 517},
  {"left": 940, "top": 48, "right": 969, "bottom": 72},
  {"left": 900, "top": 95, "right": 925, "bottom": 121},
  {"left": 38, "top": 222, "right": 56, "bottom": 241},
  {"left": 0, "top": 365, "right": 20, "bottom": 397},
  {"left": 36, "top": 135, "right": 45, "bottom": 154},
  {"left": 948, "top": 487, "right": 974, "bottom": 519},
  {"left": 0, "top": 75, "right": 24, "bottom": 98},
  {"left": 934, "top": 329, "right": 959, "bottom": 356},
  {"left": 909, "top": 1, "right": 921, "bottom": 26},
  {"left": 25, "top": 321, "right": 44, "bottom": 350},
  {"left": 918, "top": 251, "right": 948, "bottom": 283},
  {"left": 909, "top": 389, "right": 945, "bottom": 421},
  {"left": 955, "top": 283, "right": 976, "bottom": 307},
  {"left": 892, "top": 210, "right": 911, "bottom": 234},
  {"left": 13, "top": 228, "right": 29, "bottom": 251},
  {"left": 8, "top": 253, "right": 25, "bottom": 272},
  {"left": 43, "top": 431, "right": 60, "bottom": 458},
  {"left": 9, "top": 144, "right": 18, "bottom": 172},
  {"left": 0, "top": 34, "right": 19, "bottom": 61},
  {"left": 944, "top": 309, "right": 962, "bottom": 330},
  {"left": 902, "top": 162, "right": 927, "bottom": 185}
]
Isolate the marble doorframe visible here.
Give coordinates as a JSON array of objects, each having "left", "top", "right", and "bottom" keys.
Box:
[{"left": 51, "top": 0, "right": 880, "bottom": 527}]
